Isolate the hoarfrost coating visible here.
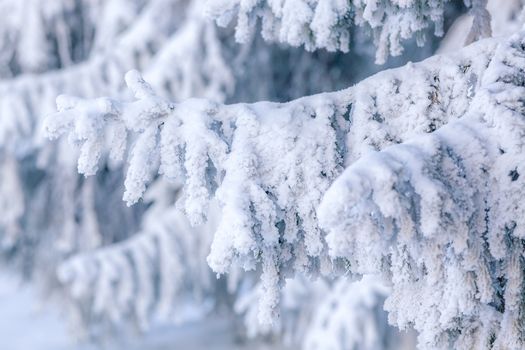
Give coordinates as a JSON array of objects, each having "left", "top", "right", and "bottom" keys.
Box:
[
  {"left": 206, "top": 0, "right": 492, "bottom": 63},
  {"left": 1, "top": 0, "right": 524, "bottom": 349},
  {"left": 45, "top": 28, "right": 525, "bottom": 348}
]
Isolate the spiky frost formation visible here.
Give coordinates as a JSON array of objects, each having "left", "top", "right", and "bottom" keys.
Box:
[
  {"left": 205, "top": 0, "right": 491, "bottom": 63},
  {"left": 45, "top": 35, "right": 502, "bottom": 325},
  {"left": 319, "top": 31, "right": 525, "bottom": 349}
]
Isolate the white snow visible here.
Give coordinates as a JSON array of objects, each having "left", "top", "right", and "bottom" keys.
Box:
[
  {"left": 0, "top": 273, "right": 92, "bottom": 350},
  {"left": 0, "top": 272, "right": 288, "bottom": 350}
]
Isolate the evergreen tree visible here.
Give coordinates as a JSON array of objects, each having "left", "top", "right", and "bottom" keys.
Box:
[{"left": 1, "top": 0, "right": 524, "bottom": 349}]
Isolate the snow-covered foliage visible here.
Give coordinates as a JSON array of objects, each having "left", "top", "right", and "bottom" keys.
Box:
[
  {"left": 0, "top": 0, "right": 193, "bottom": 287},
  {"left": 45, "top": 28, "right": 507, "bottom": 339},
  {"left": 303, "top": 276, "right": 403, "bottom": 350},
  {"left": 319, "top": 31, "right": 525, "bottom": 349},
  {"left": 3, "top": 0, "right": 524, "bottom": 349},
  {"left": 206, "top": 0, "right": 491, "bottom": 63},
  {"left": 0, "top": 155, "right": 24, "bottom": 248},
  {"left": 58, "top": 182, "right": 218, "bottom": 336},
  {"left": 235, "top": 274, "right": 410, "bottom": 349},
  {"left": 45, "top": 71, "right": 350, "bottom": 324},
  {"left": 1, "top": 0, "right": 430, "bottom": 345},
  {"left": 0, "top": 0, "right": 188, "bottom": 152},
  {"left": 0, "top": 0, "right": 143, "bottom": 78}
]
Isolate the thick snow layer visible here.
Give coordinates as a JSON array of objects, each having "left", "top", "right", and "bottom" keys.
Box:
[
  {"left": 45, "top": 34, "right": 498, "bottom": 329},
  {"left": 45, "top": 29, "right": 525, "bottom": 348}
]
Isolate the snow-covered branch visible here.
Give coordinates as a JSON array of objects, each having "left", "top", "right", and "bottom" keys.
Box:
[
  {"left": 45, "top": 34, "right": 500, "bottom": 326},
  {"left": 58, "top": 187, "right": 217, "bottom": 334},
  {"left": 1, "top": 0, "right": 523, "bottom": 348},
  {"left": 303, "top": 276, "right": 402, "bottom": 350},
  {"left": 205, "top": 0, "right": 489, "bottom": 64},
  {"left": 319, "top": 31, "right": 525, "bottom": 349},
  {"left": 0, "top": 0, "right": 184, "bottom": 152}
]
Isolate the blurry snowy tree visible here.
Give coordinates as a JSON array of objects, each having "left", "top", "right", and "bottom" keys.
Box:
[{"left": 1, "top": 0, "right": 524, "bottom": 349}]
